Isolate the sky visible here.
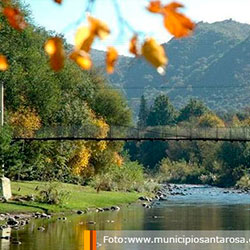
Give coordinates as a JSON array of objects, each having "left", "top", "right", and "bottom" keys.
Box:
[{"left": 23, "top": 0, "right": 250, "bottom": 55}]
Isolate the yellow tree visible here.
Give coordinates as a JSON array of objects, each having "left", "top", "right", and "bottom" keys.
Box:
[
  {"left": 68, "top": 108, "right": 123, "bottom": 177},
  {"left": 198, "top": 113, "right": 225, "bottom": 128},
  {"left": 9, "top": 106, "right": 41, "bottom": 137}
]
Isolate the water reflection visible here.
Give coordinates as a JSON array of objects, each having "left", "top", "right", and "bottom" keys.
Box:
[{"left": 1, "top": 228, "right": 11, "bottom": 250}]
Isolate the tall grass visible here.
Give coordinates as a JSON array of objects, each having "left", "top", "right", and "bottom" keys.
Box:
[{"left": 90, "top": 161, "right": 148, "bottom": 192}]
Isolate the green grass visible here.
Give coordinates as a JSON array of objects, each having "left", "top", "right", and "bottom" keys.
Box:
[{"left": 0, "top": 181, "right": 142, "bottom": 214}]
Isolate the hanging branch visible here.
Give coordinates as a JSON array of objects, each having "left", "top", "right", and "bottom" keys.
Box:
[
  {"left": 61, "top": 0, "right": 96, "bottom": 34},
  {"left": 0, "top": 0, "right": 195, "bottom": 75},
  {"left": 112, "top": 0, "right": 145, "bottom": 37}
]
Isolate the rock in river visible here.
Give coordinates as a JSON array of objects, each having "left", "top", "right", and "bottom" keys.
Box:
[
  {"left": 77, "top": 210, "right": 84, "bottom": 215},
  {"left": 111, "top": 206, "right": 120, "bottom": 211},
  {"left": 7, "top": 218, "right": 19, "bottom": 227},
  {"left": 87, "top": 221, "right": 96, "bottom": 225}
]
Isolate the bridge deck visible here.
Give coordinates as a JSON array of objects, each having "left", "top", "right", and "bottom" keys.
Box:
[{"left": 12, "top": 126, "right": 250, "bottom": 142}]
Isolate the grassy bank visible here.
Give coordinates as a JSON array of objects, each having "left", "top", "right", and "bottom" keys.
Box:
[{"left": 0, "top": 181, "right": 142, "bottom": 214}]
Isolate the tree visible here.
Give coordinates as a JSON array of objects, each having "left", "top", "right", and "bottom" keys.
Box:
[
  {"left": 89, "top": 85, "right": 132, "bottom": 127},
  {"left": 137, "top": 95, "right": 149, "bottom": 128},
  {"left": 0, "top": 1, "right": 133, "bottom": 182},
  {"left": 198, "top": 113, "right": 225, "bottom": 128},
  {"left": 138, "top": 140, "right": 168, "bottom": 169},
  {"left": 0, "top": 126, "right": 22, "bottom": 178},
  {"left": 147, "top": 94, "right": 176, "bottom": 126},
  {"left": 217, "top": 142, "right": 248, "bottom": 186},
  {"left": 178, "top": 99, "right": 209, "bottom": 122}
]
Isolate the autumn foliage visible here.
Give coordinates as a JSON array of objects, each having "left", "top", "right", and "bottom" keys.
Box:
[
  {"left": 148, "top": 1, "right": 195, "bottom": 38},
  {"left": 67, "top": 106, "right": 125, "bottom": 177},
  {"left": 129, "top": 35, "right": 139, "bottom": 57},
  {"left": 3, "top": 6, "right": 26, "bottom": 31},
  {"left": 106, "top": 47, "right": 118, "bottom": 74},
  {"left": 142, "top": 38, "right": 168, "bottom": 73},
  {"left": 69, "top": 144, "right": 91, "bottom": 176},
  {"left": 198, "top": 113, "right": 225, "bottom": 128},
  {"left": 9, "top": 106, "right": 42, "bottom": 137},
  {"left": 45, "top": 37, "right": 65, "bottom": 71},
  {"left": 0, "top": 0, "right": 195, "bottom": 73},
  {"left": 54, "top": 0, "right": 62, "bottom": 4},
  {"left": 163, "top": 2, "right": 195, "bottom": 38},
  {"left": 0, "top": 55, "right": 8, "bottom": 71}
]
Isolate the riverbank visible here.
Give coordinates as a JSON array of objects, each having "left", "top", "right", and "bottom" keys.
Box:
[
  {"left": 0, "top": 181, "right": 143, "bottom": 214},
  {"left": 1, "top": 184, "right": 250, "bottom": 248}
]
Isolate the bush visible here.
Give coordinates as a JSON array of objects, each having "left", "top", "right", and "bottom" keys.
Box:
[
  {"left": 158, "top": 158, "right": 205, "bottom": 184},
  {"left": 142, "top": 178, "right": 161, "bottom": 193},
  {"left": 36, "top": 183, "right": 71, "bottom": 205},
  {"left": 90, "top": 161, "right": 145, "bottom": 192},
  {"left": 236, "top": 173, "right": 250, "bottom": 190}
]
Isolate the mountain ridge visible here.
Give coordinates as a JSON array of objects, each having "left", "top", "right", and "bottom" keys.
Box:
[{"left": 92, "top": 20, "right": 250, "bottom": 116}]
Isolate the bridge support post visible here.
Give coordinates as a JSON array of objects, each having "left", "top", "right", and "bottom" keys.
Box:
[{"left": 0, "top": 82, "right": 12, "bottom": 201}]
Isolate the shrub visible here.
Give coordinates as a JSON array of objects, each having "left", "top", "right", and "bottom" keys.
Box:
[
  {"left": 143, "top": 179, "right": 161, "bottom": 193},
  {"left": 236, "top": 173, "right": 250, "bottom": 190},
  {"left": 90, "top": 161, "right": 145, "bottom": 192},
  {"left": 158, "top": 158, "right": 205, "bottom": 184},
  {"left": 36, "top": 183, "right": 71, "bottom": 205}
]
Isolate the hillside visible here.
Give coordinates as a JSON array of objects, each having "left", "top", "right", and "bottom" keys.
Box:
[{"left": 93, "top": 20, "right": 250, "bottom": 116}]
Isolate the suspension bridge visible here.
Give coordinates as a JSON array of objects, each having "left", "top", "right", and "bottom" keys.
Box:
[{"left": 12, "top": 125, "right": 250, "bottom": 142}]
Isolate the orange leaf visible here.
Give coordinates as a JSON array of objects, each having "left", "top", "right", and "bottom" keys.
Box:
[
  {"left": 142, "top": 38, "right": 168, "bottom": 70},
  {"left": 163, "top": 2, "right": 195, "bottom": 38},
  {"left": 3, "top": 7, "right": 27, "bottom": 31},
  {"left": 45, "top": 37, "right": 65, "bottom": 72},
  {"left": 106, "top": 47, "right": 118, "bottom": 74},
  {"left": 75, "top": 26, "right": 95, "bottom": 53},
  {"left": 129, "top": 35, "right": 139, "bottom": 56},
  {"left": 70, "top": 50, "right": 92, "bottom": 70},
  {"left": 74, "top": 16, "right": 110, "bottom": 52},
  {"left": 0, "top": 55, "right": 9, "bottom": 71},
  {"left": 54, "top": 0, "right": 62, "bottom": 4},
  {"left": 147, "top": 0, "right": 163, "bottom": 13},
  {"left": 88, "top": 16, "right": 110, "bottom": 40}
]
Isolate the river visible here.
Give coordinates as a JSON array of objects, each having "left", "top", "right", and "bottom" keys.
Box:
[{"left": 1, "top": 185, "right": 250, "bottom": 250}]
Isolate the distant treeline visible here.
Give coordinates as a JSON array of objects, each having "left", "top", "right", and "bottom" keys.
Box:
[{"left": 125, "top": 94, "right": 250, "bottom": 188}]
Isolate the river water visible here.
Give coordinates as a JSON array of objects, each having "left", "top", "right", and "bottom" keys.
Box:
[{"left": 1, "top": 185, "right": 250, "bottom": 250}]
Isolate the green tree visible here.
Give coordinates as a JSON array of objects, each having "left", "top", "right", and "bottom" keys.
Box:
[
  {"left": 138, "top": 140, "right": 168, "bottom": 169},
  {"left": 0, "top": 2, "right": 132, "bottom": 182},
  {"left": 0, "top": 126, "right": 22, "bottom": 178},
  {"left": 178, "top": 99, "right": 208, "bottom": 122},
  {"left": 147, "top": 94, "right": 176, "bottom": 126},
  {"left": 217, "top": 142, "right": 250, "bottom": 186},
  {"left": 137, "top": 95, "right": 149, "bottom": 128},
  {"left": 90, "top": 85, "right": 132, "bottom": 127}
]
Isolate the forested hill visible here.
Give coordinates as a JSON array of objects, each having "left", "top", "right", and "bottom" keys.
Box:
[{"left": 93, "top": 20, "right": 250, "bottom": 116}]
